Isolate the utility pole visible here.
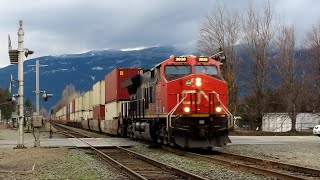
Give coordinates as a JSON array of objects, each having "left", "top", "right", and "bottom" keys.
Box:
[
  {"left": 29, "top": 60, "right": 48, "bottom": 147},
  {"left": 8, "top": 20, "right": 34, "bottom": 148}
]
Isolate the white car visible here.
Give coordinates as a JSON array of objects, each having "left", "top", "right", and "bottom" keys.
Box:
[{"left": 313, "top": 125, "right": 320, "bottom": 137}]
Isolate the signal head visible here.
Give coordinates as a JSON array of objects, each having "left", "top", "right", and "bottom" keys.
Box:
[{"left": 24, "top": 48, "right": 34, "bottom": 58}]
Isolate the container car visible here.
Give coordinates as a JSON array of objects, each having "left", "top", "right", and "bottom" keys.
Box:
[{"left": 53, "top": 53, "right": 232, "bottom": 149}]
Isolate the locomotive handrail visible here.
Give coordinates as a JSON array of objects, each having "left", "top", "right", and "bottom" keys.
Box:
[
  {"left": 166, "top": 93, "right": 188, "bottom": 132},
  {"left": 210, "top": 91, "right": 234, "bottom": 128}
]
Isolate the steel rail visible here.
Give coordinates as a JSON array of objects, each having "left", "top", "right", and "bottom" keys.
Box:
[
  {"left": 92, "top": 146, "right": 147, "bottom": 180},
  {"left": 162, "top": 146, "right": 317, "bottom": 180},
  {"left": 89, "top": 145, "right": 207, "bottom": 180},
  {"left": 116, "top": 146, "right": 207, "bottom": 180},
  {"left": 216, "top": 151, "right": 320, "bottom": 177},
  {"left": 51, "top": 122, "right": 207, "bottom": 179},
  {"left": 50, "top": 122, "right": 91, "bottom": 138}
]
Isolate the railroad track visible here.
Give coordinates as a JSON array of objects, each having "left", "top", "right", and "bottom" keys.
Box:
[
  {"left": 162, "top": 146, "right": 320, "bottom": 180},
  {"left": 50, "top": 122, "right": 91, "bottom": 138},
  {"left": 50, "top": 122, "right": 207, "bottom": 179},
  {"left": 94, "top": 146, "right": 206, "bottom": 180}
]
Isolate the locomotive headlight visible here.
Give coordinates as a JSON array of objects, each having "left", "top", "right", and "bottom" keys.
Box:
[
  {"left": 215, "top": 106, "right": 222, "bottom": 113},
  {"left": 195, "top": 77, "right": 202, "bottom": 87},
  {"left": 184, "top": 107, "right": 190, "bottom": 113}
]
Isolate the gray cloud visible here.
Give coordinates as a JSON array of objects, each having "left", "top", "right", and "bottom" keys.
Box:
[{"left": 1, "top": 0, "right": 320, "bottom": 67}]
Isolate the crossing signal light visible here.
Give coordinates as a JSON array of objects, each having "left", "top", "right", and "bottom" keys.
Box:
[
  {"left": 6, "top": 97, "right": 17, "bottom": 105},
  {"left": 24, "top": 48, "right": 34, "bottom": 58},
  {"left": 42, "top": 92, "right": 53, "bottom": 101}
]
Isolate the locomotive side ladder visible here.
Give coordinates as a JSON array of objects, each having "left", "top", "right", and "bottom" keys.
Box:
[
  {"left": 166, "top": 93, "right": 189, "bottom": 138},
  {"left": 210, "top": 91, "right": 234, "bottom": 129}
]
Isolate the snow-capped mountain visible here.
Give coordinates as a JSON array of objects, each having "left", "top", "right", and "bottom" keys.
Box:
[{"left": 0, "top": 46, "right": 189, "bottom": 110}]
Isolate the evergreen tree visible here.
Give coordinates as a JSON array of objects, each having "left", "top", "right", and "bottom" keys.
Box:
[
  {"left": 24, "top": 97, "right": 34, "bottom": 118},
  {"left": 0, "top": 88, "right": 15, "bottom": 119}
]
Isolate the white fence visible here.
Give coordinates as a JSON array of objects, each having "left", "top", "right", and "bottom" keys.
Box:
[{"left": 262, "top": 113, "right": 320, "bottom": 132}]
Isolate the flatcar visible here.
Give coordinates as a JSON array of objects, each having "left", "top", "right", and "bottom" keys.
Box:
[{"left": 54, "top": 53, "right": 232, "bottom": 149}]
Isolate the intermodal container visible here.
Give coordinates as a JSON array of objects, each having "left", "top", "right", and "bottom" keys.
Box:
[
  {"left": 72, "top": 99, "right": 76, "bottom": 113},
  {"left": 83, "top": 90, "right": 93, "bottom": 111},
  {"left": 89, "top": 90, "right": 93, "bottom": 111},
  {"left": 76, "top": 111, "right": 82, "bottom": 123},
  {"left": 66, "top": 106, "right": 70, "bottom": 121},
  {"left": 93, "top": 80, "right": 105, "bottom": 106},
  {"left": 83, "top": 110, "right": 89, "bottom": 120},
  {"left": 83, "top": 91, "right": 89, "bottom": 111},
  {"left": 75, "top": 96, "right": 83, "bottom": 112},
  {"left": 105, "top": 68, "right": 142, "bottom": 103},
  {"left": 70, "top": 113, "right": 75, "bottom": 122},
  {"left": 93, "top": 105, "right": 105, "bottom": 120},
  {"left": 89, "top": 110, "right": 93, "bottom": 120}
]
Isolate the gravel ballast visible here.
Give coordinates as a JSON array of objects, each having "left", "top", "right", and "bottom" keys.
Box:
[
  {"left": 221, "top": 143, "right": 320, "bottom": 170},
  {"left": 129, "top": 145, "right": 268, "bottom": 180},
  {"left": 1, "top": 124, "right": 319, "bottom": 179}
]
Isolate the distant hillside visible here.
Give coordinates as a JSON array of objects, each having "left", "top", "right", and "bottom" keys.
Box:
[{"left": 0, "top": 46, "right": 188, "bottom": 110}]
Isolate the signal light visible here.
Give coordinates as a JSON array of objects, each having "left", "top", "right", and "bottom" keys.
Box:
[
  {"left": 24, "top": 48, "right": 34, "bottom": 58},
  {"left": 6, "top": 96, "right": 17, "bottom": 105},
  {"left": 42, "top": 92, "right": 53, "bottom": 101}
]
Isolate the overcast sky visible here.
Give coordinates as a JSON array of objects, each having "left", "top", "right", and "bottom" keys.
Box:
[{"left": 1, "top": 0, "right": 320, "bottom": 67}]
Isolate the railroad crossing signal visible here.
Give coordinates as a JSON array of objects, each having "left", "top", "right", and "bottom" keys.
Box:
[
  {"left": 8, "top": 35, "right": 18, "bottom": 64},
  {"left": 24, "top": 48, "right": 34, "bottom": 58},
  {"left": 42, "top": 91, "right": 53, "bottom": 101},
  {"left": 8, "top": 49, "right": 19, "bottom": 64},
  {"left": 8, "top": 35, "right": 34, "bottom": 64},
  {"left": 6, "top": 96, "right": 17, "bottom": 105}
]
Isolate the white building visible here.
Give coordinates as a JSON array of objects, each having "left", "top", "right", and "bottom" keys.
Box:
[{"left": 262, "top": 113, "right": 320, "bottom": 132}]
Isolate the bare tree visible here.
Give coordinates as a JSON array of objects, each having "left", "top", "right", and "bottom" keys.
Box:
[
  {"left": 197, "top": 1, "right": 242, "bottom": 115},
  {"left": 54, "top": 84, "right": 80, "bottom": 112},
  {"left": 242, "top": 0, "right": 278, "bottom": 129},
  {"left": 39, "top": 106, "right": 48, "bottom": 118},
  {"left": 274, "top": 25, "right": 306, "bottom": 132},
  {"left": 303, "top": 24, "right": 320, "bottom": 111}
]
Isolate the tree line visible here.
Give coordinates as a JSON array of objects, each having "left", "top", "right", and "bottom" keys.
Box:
[
  {"left": 197, "top": 0, "right": 320, "bottom": 131},
  {"left": 0, "top": 88, "right": 34, "bottom": 121}
]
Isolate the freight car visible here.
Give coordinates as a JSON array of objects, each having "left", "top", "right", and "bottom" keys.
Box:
[{"left": 53, "top": 54, "right": 232, "bottom": 149}]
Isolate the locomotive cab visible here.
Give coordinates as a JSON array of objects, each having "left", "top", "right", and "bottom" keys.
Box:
[
  {"left": 159, "top": 56, "right": 231, "bottom": 148},
  {"left": 121, "top": 55, "right": 231, "bottom": 149}
]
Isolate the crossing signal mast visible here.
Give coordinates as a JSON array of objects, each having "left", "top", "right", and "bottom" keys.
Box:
[
  {"left": 29, "top": 60, "right": 53, "bottom": 147},
  {"left": 8, "top": 20, "right": 34, "bottom": 149}
]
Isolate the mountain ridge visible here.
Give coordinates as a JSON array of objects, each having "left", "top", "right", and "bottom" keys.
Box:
[{"left": 0, "top": 46, "right": 190, "bottom": 111}]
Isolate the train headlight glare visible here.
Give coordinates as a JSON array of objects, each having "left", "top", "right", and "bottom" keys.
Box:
[
  {"left": 195, "top": 78, "right": 202, "bottom": 87},
  {"left": 184, "top": 107, "right": 190, "bottom": 113},
  {"left": 215, "top": 106, "right": 222, "bottom": 113}
]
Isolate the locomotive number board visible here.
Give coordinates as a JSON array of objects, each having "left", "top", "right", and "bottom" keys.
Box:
[
  {"left": 175, "top": 57, "right": 187, "bottom": 62},
  {"left": 198, "top": 57, "right": 209, "bottom": 62}
]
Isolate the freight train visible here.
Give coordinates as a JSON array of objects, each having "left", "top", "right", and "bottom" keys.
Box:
[{"left": 53, "top": 54, "right": 233, "bottom": 148}]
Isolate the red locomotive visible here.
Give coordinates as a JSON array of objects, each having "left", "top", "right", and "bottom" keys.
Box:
[{"left": 54, "top": 53, "right": 232, "bottom": 149}]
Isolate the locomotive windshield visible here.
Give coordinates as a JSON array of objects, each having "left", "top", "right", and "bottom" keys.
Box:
[
  {"left": 165, "top": 65, "right": 191, "bottom": 81},
  {"left": 194, "top": 65, "right": 218, "bottom": 77}
]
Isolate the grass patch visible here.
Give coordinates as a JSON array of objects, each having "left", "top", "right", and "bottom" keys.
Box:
[{"left": 41, "top": 149, "right": 102, "bottom": 180}]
